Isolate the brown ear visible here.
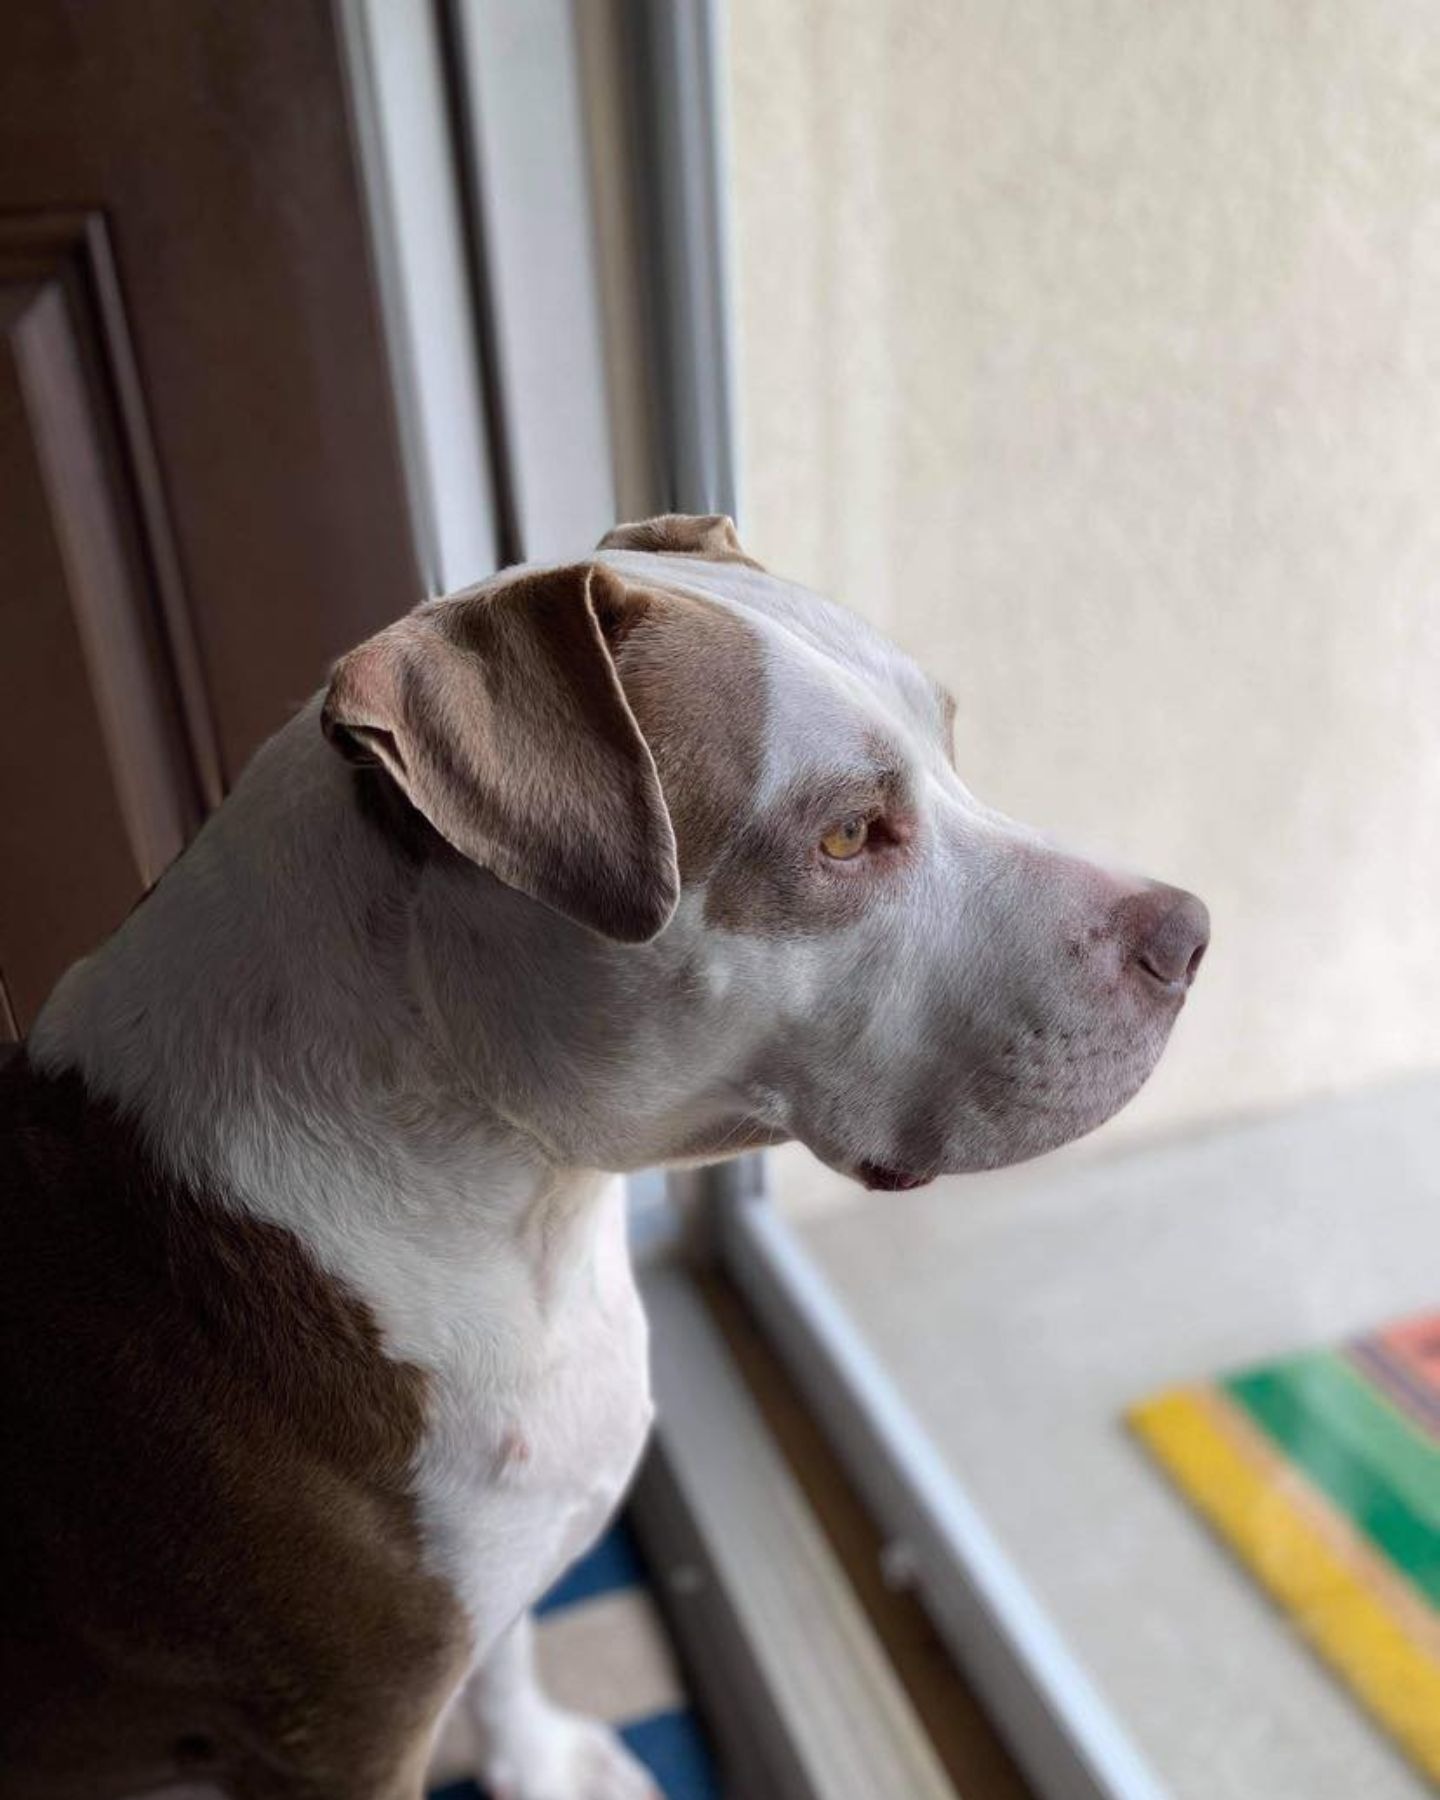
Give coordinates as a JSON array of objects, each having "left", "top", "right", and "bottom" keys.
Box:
[
  {"left": 598, "top": 513, "right": 761, "bottom": 568},
  {"left": 322, "top": 563, "right": 679, "bottom": 944}
]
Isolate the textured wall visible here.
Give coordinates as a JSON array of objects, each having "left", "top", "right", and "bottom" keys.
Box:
[{"left": 727, "top": 0, "right": 1440, "bottom": 1151}]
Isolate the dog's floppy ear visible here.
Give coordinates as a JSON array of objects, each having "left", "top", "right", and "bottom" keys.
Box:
[
  {"left": 322, "top": 563, "right": 679, "bottom": 944},
  {"left": 598, "top": 513, "right": 761, "bottom": 568}
]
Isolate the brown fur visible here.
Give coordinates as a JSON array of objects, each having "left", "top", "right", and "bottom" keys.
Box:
[
  {"left": 323, "top": 563, "right": 679, "bottom": 945},
  {"left": 703, "top": 766, "right": 914, "bottom": 937},
  {"left": 612, "top": 572, "right": 914, "bottom": 938},
  {"left": 598, "top": 513, "right": 762, "bottom": 568},
  {"left": 0, "top": 1051, "right": 470, "bottom": 1800},
  {"left": 614, "top": 588, "right": 767, "bottom": 882}
]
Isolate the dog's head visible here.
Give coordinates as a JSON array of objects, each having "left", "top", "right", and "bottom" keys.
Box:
[{"left": 323, "top": 515, "right": 1207, "bottom": 1187}]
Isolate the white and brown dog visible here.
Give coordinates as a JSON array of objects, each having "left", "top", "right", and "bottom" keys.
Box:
[{"left": 1, "top": 515, "right": 1207, "bottom": 1800}]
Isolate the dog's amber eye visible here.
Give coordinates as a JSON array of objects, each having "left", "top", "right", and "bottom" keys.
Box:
[{"left": 821, "top": 816, "right": 869, "bottom": 860}]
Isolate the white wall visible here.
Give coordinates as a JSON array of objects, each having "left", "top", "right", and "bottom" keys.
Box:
[{"left": 727, "top": 0, "right": 1440, "bottom": 1153}]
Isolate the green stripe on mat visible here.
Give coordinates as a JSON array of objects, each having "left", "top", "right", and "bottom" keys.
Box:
[
  {"left": 1226, "top": 1361, "right": 1440, "bottom": 1604},
  {"left": 1258, "top": 1352, "right": 1440, "bottom": 1526}
]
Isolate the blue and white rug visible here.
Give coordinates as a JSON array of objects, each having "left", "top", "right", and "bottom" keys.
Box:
[{"left": 428, "top": 1521, "right": 721, "bottom": 1800}]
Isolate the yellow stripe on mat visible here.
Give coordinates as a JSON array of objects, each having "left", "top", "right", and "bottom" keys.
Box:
[{"left": 1130, "top": 1385, "right": 1440, "bottom": 1785}]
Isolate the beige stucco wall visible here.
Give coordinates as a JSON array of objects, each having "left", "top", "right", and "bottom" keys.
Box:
[{"left": 726, "top": 0, "right": 1440, "bottom": 1158}]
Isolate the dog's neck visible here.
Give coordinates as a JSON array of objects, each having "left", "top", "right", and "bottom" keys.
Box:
[{"left": 28, "top": 703, "right": 627, "bottom": 1320}]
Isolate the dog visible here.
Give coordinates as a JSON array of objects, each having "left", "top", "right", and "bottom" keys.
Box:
[{"left": 1, "top": 513, "right": 1207, "bottom": 1800}]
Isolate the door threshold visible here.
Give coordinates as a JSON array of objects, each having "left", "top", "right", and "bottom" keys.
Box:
[{"left": 631, "top": 1265, "right": 958, "bottom": 1800}]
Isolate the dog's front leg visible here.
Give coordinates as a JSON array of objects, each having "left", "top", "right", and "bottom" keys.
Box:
[{"left": 466, "top": 1614, "right": 659, "bottom": 1800}]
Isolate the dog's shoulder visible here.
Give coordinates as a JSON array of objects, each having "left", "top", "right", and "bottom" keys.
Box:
[
  {"left": 0, "top": 1050, "right": 470, "bottom": 1791},
  {"left": 0, "top": 1046, "right": 444, "bottom": 1501}
]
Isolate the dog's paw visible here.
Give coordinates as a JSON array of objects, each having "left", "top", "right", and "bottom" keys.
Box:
[{"left": 483, "top": 1708, "right": 660, "bottom": 1800}]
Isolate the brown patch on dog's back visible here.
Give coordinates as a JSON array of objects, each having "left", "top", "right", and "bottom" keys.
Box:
[
  {"left": 614, "top": 590, "right": 767, "bottom": 882},
  {"left": 0, "top": 1055, "right": 470, "bottom": 1799}
]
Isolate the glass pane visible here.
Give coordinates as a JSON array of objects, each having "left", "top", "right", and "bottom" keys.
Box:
[{"left": 725, "top": 7, "right": 1440, "bottom": 1797}]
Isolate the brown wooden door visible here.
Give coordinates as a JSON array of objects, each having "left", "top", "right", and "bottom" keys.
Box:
[{"left": 0, "top": 1, "right": 423, "bottom": 1034}]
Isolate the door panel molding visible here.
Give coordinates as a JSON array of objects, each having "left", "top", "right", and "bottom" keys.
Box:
[
  {"left": 0, "top": 210, "right": 214, "bottom": 1026},
  {"left": 0, "top": 211, "right": 220, "bottom": 818}
]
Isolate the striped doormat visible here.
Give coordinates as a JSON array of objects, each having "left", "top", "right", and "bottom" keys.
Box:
[
  {"left": 1131, "top": 1310, "right": 1440, "bottom": 1788},
  {"left": 428, "top": 1519, "right": 722, "bottom": 1800}
]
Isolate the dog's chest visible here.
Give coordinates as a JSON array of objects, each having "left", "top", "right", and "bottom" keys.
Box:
[{"left": 405, "top": 1176, "right": 653, "bottom": 1655}]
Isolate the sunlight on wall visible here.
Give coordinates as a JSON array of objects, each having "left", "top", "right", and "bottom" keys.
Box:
[{"left": 727, "top": 0, "right": 1440, "bottom": 1173}]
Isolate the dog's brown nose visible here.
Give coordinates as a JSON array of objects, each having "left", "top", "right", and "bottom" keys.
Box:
[{"left": 1120, "top": 884, "right": 1210, "bottom": 991}]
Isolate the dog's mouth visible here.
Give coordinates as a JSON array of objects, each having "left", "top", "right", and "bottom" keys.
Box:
[{"left": 855, "top": 1159, "right": 935, "bottom": 1193}]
